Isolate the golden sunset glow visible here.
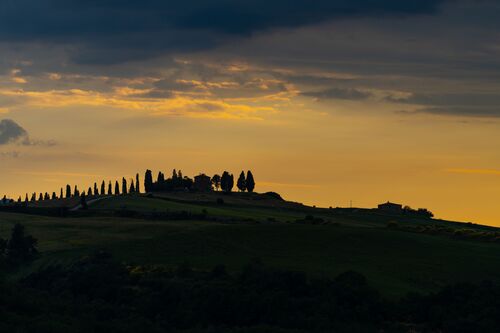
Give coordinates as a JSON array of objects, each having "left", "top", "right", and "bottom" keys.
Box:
[{"left": 1, "top": 1, "right": 499, "bottom": 227}]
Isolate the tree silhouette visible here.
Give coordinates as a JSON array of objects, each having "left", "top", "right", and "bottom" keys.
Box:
[
  {"left": 80, "top": 192, "right": 88, "bottom": 210},
  {"left": 108, "top": 181, "right": 112, "bottom": 195},
  {"left": 172, "top": 169, "right": 178, "bottom": 181},
  {"left": 115, "top": 181, "right": 120, "bottom": 195},
  {"left": 44, "top": 192, "right": 50, "bottom": 200},
  {"left": 93, "top": 182, "right": 98, "bottom": 196},
  {"left": 221, "top": 172, "right": 229, "bottom": 192},
  {"left": 158, "top": 171, "right": 165, "bottom": 184},
  {"left": 221, "top": 171, "right": 234, "bottom": 193},
  {"left": 30, "top": 193, "right": 36, "bottom": 202},
  {"left": 5, "top": 223, "right": 38, "bottom": 264},
  {"left": 66, "top": 185, "right": 71, "bottom": 198},
  {"left": 60, "top": 188, "right": 63, "bottom": 199},
  {"left": 246, "top": 171, "right": 255, "bottom": 193},
  {"left": 237, "top": 171, "right": 246, "bottom": 192},
  {"left": 38, "top": 193, "right": 43, "bottom": 201},
  {"left": 122, "top": 177, "right": 127, "bottom": 195},
  {"left": 25, "top": 193, "right": 28, "bottom": 204},
  {"left": 129, "top": 179, "right": 135, "bottom": 193},
  {"left": 52, "top": 192, "right": 57, "bottom": 200},
  {"left": 73, "top": 185, "right": 79, "bottom": 197},
  {"left": 88, "top": 187, "right": 92, "bottom": 196},
  {"left": 211, "top": 174, "right": 221, "bottom": 191},
  {"left": 101, "top": 181, "right": 105, "bottom": 196},
  {"left": 144, "top": 169, "right": 153, "bottom": 192},
  {"left": 136, "top": 173, "right": 140, "bottom": 193}
]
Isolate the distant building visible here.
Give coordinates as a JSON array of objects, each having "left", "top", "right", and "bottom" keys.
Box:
[
  {"left": 377, "top": 201, "right": 403, "bottom": 214},
  {"left": 193, "top": 174, "right": 212, "bottom": 192}
]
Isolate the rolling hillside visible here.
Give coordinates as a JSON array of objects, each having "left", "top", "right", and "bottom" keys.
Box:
[{"left": 0, "top": 192, "right": 499, "bottom": 298}]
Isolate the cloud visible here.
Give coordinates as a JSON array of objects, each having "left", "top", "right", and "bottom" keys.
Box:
[
  {"left": 388, "top": 92, "right": 500, "bottom": 117},
  {"left": 0, "top": 0, "right": 445, "bottom": 64},
  {"left": 0, "top": 119, "right": 28, "bottom": 145},
  {"left": 302, "top": 88, "right": 373, "bottom": 101},
  {"left": 0, "top": 118, "right": 57, "bottom": 146}
]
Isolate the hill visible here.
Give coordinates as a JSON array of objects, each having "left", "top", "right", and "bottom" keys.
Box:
[{"left": 0, "top": 191, "right": 499, "bottom": 298}]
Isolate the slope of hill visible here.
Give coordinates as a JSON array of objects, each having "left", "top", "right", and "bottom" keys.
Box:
[{"left": 0, "top": 192, "right": 498, "bottom": 298}]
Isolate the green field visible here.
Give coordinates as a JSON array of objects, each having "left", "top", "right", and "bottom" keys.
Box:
[{"left": 1, "top": 193, "right": 499, "bottom": 298}]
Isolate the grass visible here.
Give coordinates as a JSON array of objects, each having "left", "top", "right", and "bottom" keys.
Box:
[
  {"left": 90, "top": 195, "right": 313, "bottom": 222},
  {"left": 1, "top": 196, "right": 499, "bottom": 298}
]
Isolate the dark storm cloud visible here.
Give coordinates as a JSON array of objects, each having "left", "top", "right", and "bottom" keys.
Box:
[
  {"left": 0, "top": 119, "right": 57, "bottom": 146},
  {"left": 388, "top": 92, "right": 500, "bottom": 107},
  {"left": 0, "top": 119, "right": 28, "bottom": 145},
  {"left": 388, "top": 92, "right": 500, "bottom": 117},
  {"left": 302, "top": 88, "right": 372, "bottom": 101},
  {"left": 0, "top": 0, "right": 445, "bottom": 64}
]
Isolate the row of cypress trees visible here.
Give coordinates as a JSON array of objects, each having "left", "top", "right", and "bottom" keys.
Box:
[{"left": 2, "top": 169, "right": 256, "bottom": 204}]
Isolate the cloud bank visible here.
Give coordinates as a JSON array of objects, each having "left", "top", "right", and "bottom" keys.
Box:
[{"left": 0, "top": 0, "right": 445, "bottom": 64}]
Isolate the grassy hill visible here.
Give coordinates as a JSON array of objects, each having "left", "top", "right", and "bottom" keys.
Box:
[{"left": 1, "top": 192, "right": 499, "bottom": 298}]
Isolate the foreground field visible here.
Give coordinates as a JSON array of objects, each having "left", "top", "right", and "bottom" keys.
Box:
[{"left": 1, "top": 195, "right": 499, "bottom": 298}]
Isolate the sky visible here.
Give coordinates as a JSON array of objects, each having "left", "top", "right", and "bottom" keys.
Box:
[{"left": 0, "top": 0, "right": 499, "bottom": 226}]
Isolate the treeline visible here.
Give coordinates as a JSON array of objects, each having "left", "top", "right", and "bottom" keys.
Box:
[
  {"left": 1, "top": 169, "right": 256, "bottom": 206},
  {"left": 0, "top": 251, "right": 498, "bottom": 332},
  {"left": 1, "top": 174, "right": 142, "bottom": 206},
  {"left": 144, "top": 169, "right": 255, "bottom": 193}
]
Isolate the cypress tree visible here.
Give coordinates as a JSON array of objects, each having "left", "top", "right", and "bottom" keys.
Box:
[
  {"left": 31, "top": 193, "right": 36, "bottom": 202},
  {"left": 246, "top": 171, "right": 255, "bottom": 193},
  {"left": 228, "top": 174, "right": 234, "bottom": 193},
  {"left": 38, "top": 193, "right": 43, "bottom": 201},
  {"left": 94, "top": 182, "right": 98, "bottom": 196},
  {"left": 221, "top": 171, "right": 229, "bottom": 192},
  {"left": 108, "top": 181, "right": 112, "bottom": 195},
  {"left": 129, "top": 179, "right": 135, "bottom": 193},
  {"left": 60, "top": 188, "right": 63, "bottom": 199},
  {"left": 144, "top": 170, "right": 153, "bottom": 192},
  {"left": 25, "top": 194, "right": 28, "bottom": 203},
  {"left": 115, "top": 181, "right": 120, "bottom": 195},
  {"left": 122, "top": 177, "right": 127, "bottom": 195},
  {"left": 73, "top": 185, "right": 78, "bottom": 197},
  {"left": 136, "top": 173, "right": 140, "bottom": 193},
  {"left": 101, "top": 181, "right": 105, "bottom": 196},
  {"left": 52, "top": 192, "right": 57, "bottom": 200},
  {"left": 158, "top": 171, "right": 165, "bottom": 184},
  {"left": 66, "top": 185, "right": 71, "bottom": 198},
  {"left": 237, "top": 171, "right": 246, "bottom": 192},
  {"left": 88, "top": 187, "right": 92, "bottom": 196},
  {"left": 80, "top": 192, "right": 88, "bottom": 210}
]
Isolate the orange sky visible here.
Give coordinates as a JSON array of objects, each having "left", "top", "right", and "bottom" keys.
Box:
[{"left": 1, "top": 2, "right": 499, "bottom": 227}]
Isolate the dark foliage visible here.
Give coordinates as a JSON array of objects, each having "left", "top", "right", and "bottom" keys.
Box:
[
  {"left": 237, "top": 171, "right": 246, "bottom": 192},
  {"left": 1, "top": 223, "right": 38, "bottom": 266},
  {"left": 145, "top": 169, "right": 153, "bottom": 193},
  {"left": 1, "top": 252, "right": 496, "bottom": 332},
  {"left": 246, "top": 171, "right": 255, "bottom": 193},
  {"left": 80, "top": 193, "right": 88, "bottom": 210}
]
